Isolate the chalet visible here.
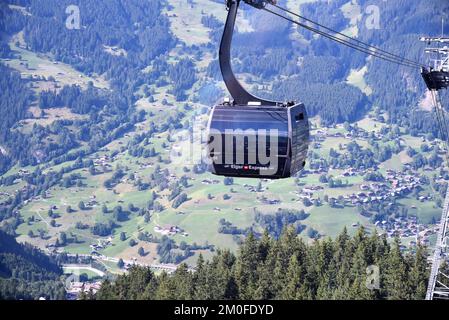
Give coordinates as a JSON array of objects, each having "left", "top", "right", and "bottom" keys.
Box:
[{"left": 154, "top": 225, "right": 181, "bottom": 235}]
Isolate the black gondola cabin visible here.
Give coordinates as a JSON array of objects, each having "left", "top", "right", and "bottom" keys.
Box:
[
  {"left": 207, "top": 103, "right": 309, "bottom": 179},
  {"left": 207, "top": 0, "right": 310, "bottom": 179}
]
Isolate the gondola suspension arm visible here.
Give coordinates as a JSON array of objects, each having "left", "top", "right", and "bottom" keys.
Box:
[{"left": 220, "top": 0, "right": 280, "bottom": 106}]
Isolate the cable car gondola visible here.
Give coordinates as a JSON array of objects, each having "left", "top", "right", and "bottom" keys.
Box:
[{"left": 207, "top": 0, "right": 310, "bottom": 179}]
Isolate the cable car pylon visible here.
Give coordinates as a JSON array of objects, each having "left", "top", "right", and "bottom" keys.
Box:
[{"left": 420, "top": 32, "right": 449, "bottom": 300}]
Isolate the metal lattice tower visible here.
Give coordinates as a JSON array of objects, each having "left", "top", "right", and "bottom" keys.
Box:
[
  {"left": 426, "top": 181, "right": 449, "bottom": 300},
  {"left": 420, "top": 33, "right": 449, "bottom": 300},
  {"left": 420, "top": 36, "right": 449, "bottom": 71}
]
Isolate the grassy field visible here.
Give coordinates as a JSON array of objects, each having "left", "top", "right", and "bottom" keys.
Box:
[
  {"left": 356, "top": 116, "right": 382, "bottom": 132},
  {"left": 306, "top": 205, "right": 371, "bottom": 238},
  {"left": 347, "top": 66, "right": 373, "bottom": 96},
  {"left": 398, "top": 198, "right": 441, "bottom": 225},
  {"left": 4, "top": 34, "right": 109, "bottom": 90},
  {"left": 165, "top": 0, "right": 253, "bottom": 46},
  {"left": 63, "top": 267, "right": 103, "bottom": 280},
  {"left": 18, "top": 107, "right": 88, "bottom": 133},
  {"left": 380, "top": 151, "right": 412, "bottom": 171}
]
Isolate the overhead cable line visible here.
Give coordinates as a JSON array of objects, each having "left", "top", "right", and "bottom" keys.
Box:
[
  {"left": 262, "top": 6, "right": 421, "bottom": 69},
  {"left": 270, "top": 3, "right": 425, "bottom": 68}
]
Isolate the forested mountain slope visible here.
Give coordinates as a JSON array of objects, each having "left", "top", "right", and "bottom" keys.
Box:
[
  {"left": 0, "top": 230, "right": 65, "bottom": 300},
  {"left": 0, "top": 0, "right": 176, "bottom": 174}
]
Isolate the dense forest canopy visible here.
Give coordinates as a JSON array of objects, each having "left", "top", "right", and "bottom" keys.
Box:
[
  {"left": 0, "top": 64, "right": 34, "bottom": 172},
  {"left": 0, "top": 230, "right": 65, "bottom": 300},
  {"left": 90, "top": 227, "right": 430, "bottom": 300}
]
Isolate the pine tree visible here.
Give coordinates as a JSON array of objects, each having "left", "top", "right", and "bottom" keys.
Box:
[
  {"left": 348, "top": 238, "right": 375, "bottom": 300},
  {"left": 171, "top": 263, "right": 192, "bottom": 299},
  {"left": 192, "top": 255, "right": 216, "bottom": 299},
  {"left": 258, "top": 231, "right": 272, "bottom": 262},
  {"left": 218, "top": 250, "right": 239, "bottom": 299},
  {"left": 253, "top": 263, "right": 274, "bottom": 299},
  {"left": 94, "top": 280, "right": 116, "bottom": 300},
  {"left": 280, "top": 254, "right": 303, "bottom": 299},
  {"left": 201, "top": 254, "right": 235, "bottom": 300},
  {"left": 385, "top": 237, "right": 411, "bottom": 300},
  {"left": 316, "top": 258, "right": 337, "bottom": 299},
  {"left": 409, "top": 244, "right": 428, "bottom": 300},
  {"left": 333, "top": 227, "right": 352, "bottom": 290},
  {"left": 253, "top": 232, "right": 275, "bottom": 299},
  {"left": 234, "top": 232, "right": 260, "bottom": 299},
  {"left": 154, "top": 272, "right": 176, "bottom": 299}
]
